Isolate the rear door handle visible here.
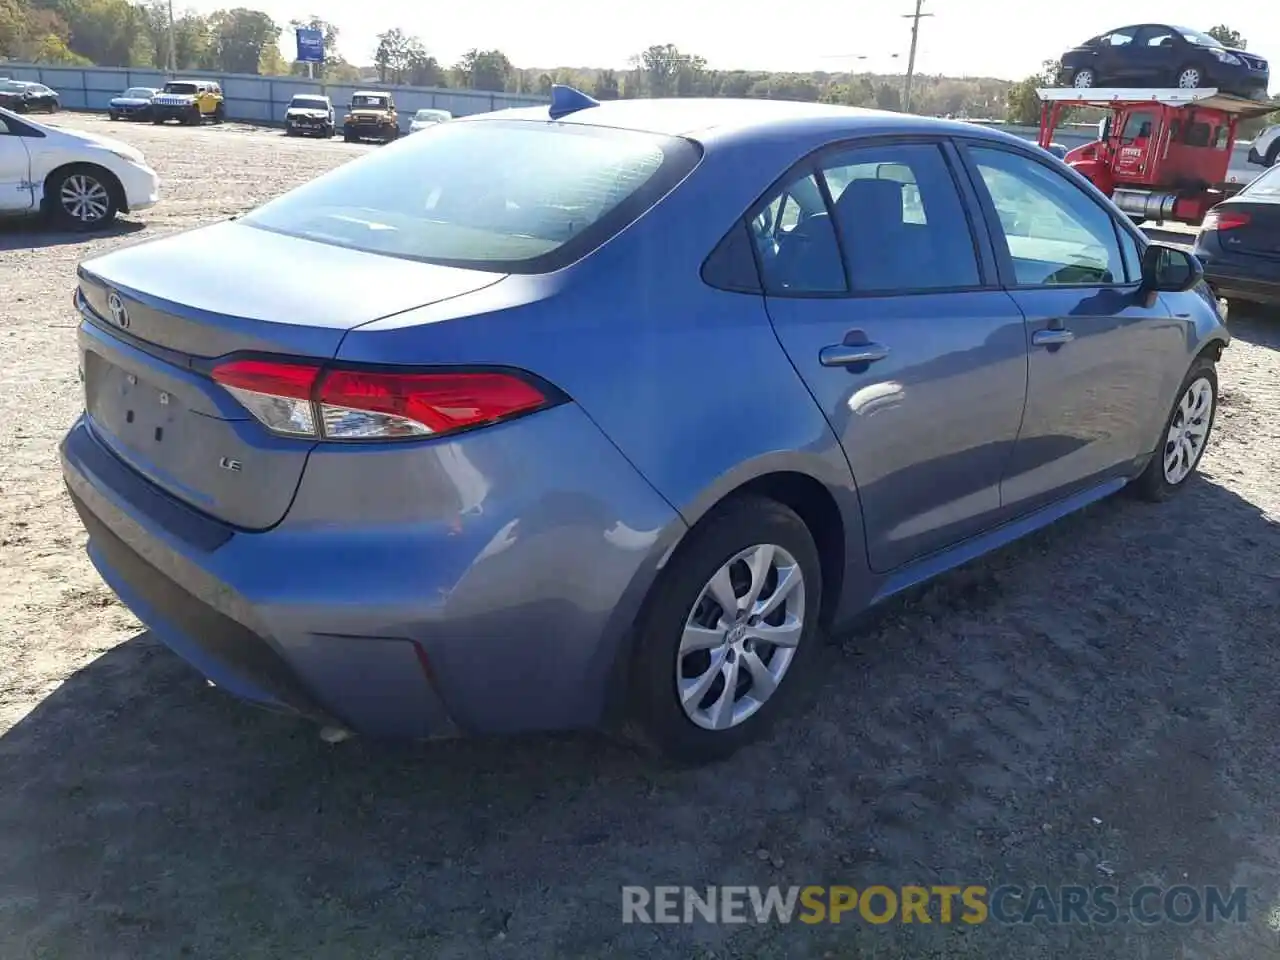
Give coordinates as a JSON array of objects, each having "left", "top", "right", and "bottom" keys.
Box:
[
  {"left": 1032, "top": 328, "right": 1075, "bottom": 346},
  {"left": 819, "top": 343, "right": 890, "bottom": 367}
]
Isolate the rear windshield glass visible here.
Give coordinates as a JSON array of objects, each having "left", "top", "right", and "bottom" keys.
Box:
[
  {"left": 164, "top": 83, "right": 199, "bottom": 94},
  {"left": 242, "top": 119, "right": 701, "bottom": 273},
  {"left": 291, "top": 97, "right": 328, "bottom": 108},
  {"left": 1243, "top": 165, "right": 1280, "bottom": 198}
]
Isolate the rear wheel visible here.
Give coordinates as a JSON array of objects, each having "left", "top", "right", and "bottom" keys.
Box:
[
  {"left": 47, "top": 166, "right": 119, "bottom": 230},
  {"left": 1130, "top": 357, "right": 1217, "bottom": 501},
  {"left": 1071, "top": 68, "right": 1097, "bottom": 88},
  {"left": 1177, "top": 65, "right": 1204, "bottom": 89},
  {"left": 626, "top": 496, "right": 823, "bottom": 764},
  {"left": 213, "top": 103, "right": 225, "bottom": 124}
]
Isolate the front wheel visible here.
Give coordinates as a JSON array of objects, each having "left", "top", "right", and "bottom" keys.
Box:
[
  {"left": 48, "top": 166, "right": 119, "bottom": 230},
  {"left": 1130, "top": 357, "right": 1218, "bottom": 501},
  {"left": 108, "top": 111, "right": 119, "bottom": 121},
  {"left": 212, "top": 104, "right": 225, "bottom": 124},
  {"left": 626, "top": 496, "right": 823, "bottom": 764}
]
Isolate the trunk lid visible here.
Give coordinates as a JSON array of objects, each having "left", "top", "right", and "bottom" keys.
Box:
[
  {"left": 1217, "top": 199, "right": 1280, "bottom": 261},
  {"left": 77, "top": 221, "right": 504, "bottom": 529}
]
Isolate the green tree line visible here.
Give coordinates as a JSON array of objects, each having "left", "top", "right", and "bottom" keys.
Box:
[{"left": 2, "top": 6, "right": 1274, "bottom": 132}]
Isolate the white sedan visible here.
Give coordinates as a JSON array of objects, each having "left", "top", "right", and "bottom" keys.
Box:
[{"left": 0, "top": 107, "right": 160, "bottom": 229}]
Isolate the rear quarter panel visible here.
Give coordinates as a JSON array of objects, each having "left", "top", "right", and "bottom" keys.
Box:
[{"left": 336, "top": 133, "right": 870, "bottom": 623}]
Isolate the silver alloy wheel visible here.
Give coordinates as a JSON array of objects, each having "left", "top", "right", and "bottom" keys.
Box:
[
  {"left": 1163, "top": 376, "right": 1213, "bottom": 485},
  {"left": 676, "top": 543, "right": 806, "bottom": 731},
  {"left": 1178, "top": 67, "right": 1202, "bottom": 88},
  {"left": 60, "top": 174, "right": 110, "bottom": 223},
  {"left": 1073, "top": 69, "right": 1096, "bottom": 88}
]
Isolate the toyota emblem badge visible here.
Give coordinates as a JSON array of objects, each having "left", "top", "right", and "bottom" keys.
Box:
[{"left": 106, "top": 291, "right": 130, "bottom": 329}]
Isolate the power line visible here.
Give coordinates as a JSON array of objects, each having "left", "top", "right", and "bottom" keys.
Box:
[{"left": 901, "top": 0, "right": 934, "bottom": 112}]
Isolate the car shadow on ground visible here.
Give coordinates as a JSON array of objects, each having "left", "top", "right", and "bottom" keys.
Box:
[
  {"left": 0, "top": 218, "right": 146, "bottom": 252},
  {"left": 2, "top": 477, "right": 1279, "bottom": 959},
  {"left": 1226, "top": 304, "right": 1280, "bottom": 350}
]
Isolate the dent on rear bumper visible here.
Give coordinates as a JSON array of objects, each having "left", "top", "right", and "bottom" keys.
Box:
[{"left": 62, "top": 403, "right": 686, "bottom": 737}]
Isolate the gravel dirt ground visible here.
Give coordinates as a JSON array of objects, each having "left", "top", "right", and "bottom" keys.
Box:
[{"left": 2, "top": 115, "right": 1280, "bottom": 960}]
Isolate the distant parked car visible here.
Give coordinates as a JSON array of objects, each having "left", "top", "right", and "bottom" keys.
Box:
[
  {"left": 1060, "top": 24, "right": 1270, "bottom": 99},
  {"left": 342, "top": 91, "right": 399, "bottom": 143},
  {"left": 1195, "top": 163, "right": 1280, "bottom": 315},
  {"left": 108, "top": 87, "right": 159, "bottom": 122},
  {"left": 0, "top": 80, "right": 60, "bottom": 113},
  {"left": 1249, "top": 124, "right": 1280, "bottom": 168},
  {"left": 0, "top": 106, "right": 159, "bottom": 228},
  {"left": 284, "top": 94, "right": 335, "bottom": 138},
  {"left": 151, "top": 80, "right": 225, "bottom": 125},
  {"left": 409, "top": 108, "right": 452, "bottom": 133},
  {"left": 61, "top": 90, "right": 1226, "bottom": 764}
]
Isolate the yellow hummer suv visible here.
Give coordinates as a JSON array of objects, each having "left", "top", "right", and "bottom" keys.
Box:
[
  {"left": 151, "top": 80, "right": 225, "bottom": 125},
  {"left": 342, "top": 91, "right": 400, "bottom": 144}
]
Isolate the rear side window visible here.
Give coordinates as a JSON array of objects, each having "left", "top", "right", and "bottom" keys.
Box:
[
  {"left": 243, "top": 120, "right": 701, "bottom": 273},
  {"left": 819, "top": 142, "right": 981, "bottom": 293},
  {"left": 748, "top": 171, "right": 846, "bottom": 295}
]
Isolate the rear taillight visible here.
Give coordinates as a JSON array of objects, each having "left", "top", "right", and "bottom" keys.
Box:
[
  {"left": 1202, "top": 209, "right": 1251, "bottom": 232},
  {"left": 210, "top": 359, "right": 551, "bottom": 441}
]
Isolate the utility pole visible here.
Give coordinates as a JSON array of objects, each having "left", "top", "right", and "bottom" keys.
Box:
[
  {"left": 166, "top": 0, "right": 176, "bottom": 74},
  {"left": 901, "top": 0, "right": 933, "bottom": 113}
]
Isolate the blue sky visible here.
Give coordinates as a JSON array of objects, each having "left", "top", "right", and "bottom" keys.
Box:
[{"left": 223, "top": 0, "right": 1278, "bottom": 82}]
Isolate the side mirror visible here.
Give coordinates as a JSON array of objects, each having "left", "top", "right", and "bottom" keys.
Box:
[{"left": 1140, "top": 243, "right": 1203, "bottom": 293}]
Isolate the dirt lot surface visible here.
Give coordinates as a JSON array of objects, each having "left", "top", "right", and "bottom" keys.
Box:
[{"left": 2, "top": 115, "right": 1280, "bottom": 959}]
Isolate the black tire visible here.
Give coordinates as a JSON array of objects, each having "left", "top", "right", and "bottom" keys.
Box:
[
  {"left": 46, "top": 165, "right": 120, "bottom": 231},
  {"left": 625, "top": 495, "right": 824, "bottom": 765},
  {"left": 152, "top": 115, "right": 165, "bottom": 124},
  {"left": 108, "top": 111, "right": 119, "bottom": 121},
  {"left": 1071, "top": 67, "right": 1097, "bottom": 88},
  {"left": 1130, "top": 356, "right": 1218, "bottom": 502},
  {"left": 285, "top": 126, "right": 297, "bottom": 137},
  {"left": 343, "top": 131, "right": 355, "bottom": 142},
  {"left": 185, "top": 107, "right": 200, "bottom": 125},
  {"left": 213, "top": 104, "right": 225, "bottom": 124},
  {"left": 47, "top": 100, "right": 59, "bottom": 113},
  {"left": 323, "top": 124, "right": 334, "bottom": 138}
]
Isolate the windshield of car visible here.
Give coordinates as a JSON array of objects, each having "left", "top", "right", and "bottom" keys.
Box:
[
  {"left": 242, "top": 119, "right": 698, "bottom": 271},
  {"left": 415, "top": 110, "right": 446, "bottom": 121},
  {"left": 123, "top": 88, "right": 155, "bottom": 98},
  {"left": 291, "top": 97, "right": 329, "bottom": 109},
  {"left": 164, "top": 82, "right": 200, "bottom": 95},
  {"left": 1176, "top": 27, "right": 1226, "bottom": 48},
  {"left": 351, "top": 95, "right": 388, "bottom": 109},
  {"left": 1242, "top": 166, "right": 1280, "bottom": 198}
]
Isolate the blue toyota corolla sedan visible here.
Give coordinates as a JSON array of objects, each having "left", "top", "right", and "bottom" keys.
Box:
[{"left": 62, "top": 87, "right": 1227, "bottom": 763}]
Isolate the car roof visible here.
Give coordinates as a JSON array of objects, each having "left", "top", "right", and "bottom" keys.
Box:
[{"left": 470, "top": 97, "right": 1030, "bottom": 150}]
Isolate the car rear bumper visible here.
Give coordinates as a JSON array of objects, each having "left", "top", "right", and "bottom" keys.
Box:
[
  {"left": 60, "top": 404, "right": 682, "bottom": 739},
  {"left": 1199, "top": 254, "right": 1280, "bottom": 305}
]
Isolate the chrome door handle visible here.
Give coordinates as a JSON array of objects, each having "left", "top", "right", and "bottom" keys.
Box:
[
  {"left": 1032, "top": 328, "right": 1075, "bottom": 346},
  {"left": 819, "top": 343, "right": 890, "bottom": 367}
]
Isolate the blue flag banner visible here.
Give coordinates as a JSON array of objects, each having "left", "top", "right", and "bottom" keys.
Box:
[{"left": 296, "top": 28, "right": 325, "bottom": 63}]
